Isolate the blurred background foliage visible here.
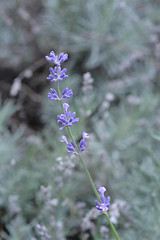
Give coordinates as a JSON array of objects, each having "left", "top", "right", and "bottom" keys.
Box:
[{"left": 0, "top": 0, "right": 160, "bottom": 239}]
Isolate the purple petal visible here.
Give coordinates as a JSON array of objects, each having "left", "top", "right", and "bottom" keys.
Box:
[
  {"left": 59, "top": 53, "right": 64, "bottom": 60},
  {"left": 62, "top": 88, "right": 68, "bottom": 94},
  {"left": 82, "top": 132, "right": 89, "bottom": 140},
  {"left": 79, "top": 139, "right": 87, "bottom": 152},
  {"left": 101, "top": 196, "right": 106, "bottom": 203},
  {"left": 72, "top": 118, "right": 79, "bottom": 124},
  {"left": 63, "top": 103, "right": 70, "bottom": 113},
  {"left": 95, "top": 200, "right": 100, "bottom": 206},
  {"left": 61, "top": 68, "right": 67, "bottom": 74},
  {"left": 62, "top": 88, "right": 73, "bottom": 99},
  {"left": 98, "top": 187, "right": 106, "bottom": 196},
  {"left": 59, "top": 53, "right": 68, "bottom": 63},
  {"left": 45, "top": 56, "right": 52, "bottom": 62},
  {"left": 57, "top": 66, "right": 61, "bottom": 74},
  {"left": 106, "top": 196, "right": 110, "bottom": 204},
  {"left": 61, "top": 135, "right": 68, "bottom": 144},
  {"left": 67, "top": 142, "right": 75, "bottom": 152},
  {"left": 50, "top": 51, "right": 56, "bottom": 57},
  {"left": 49, "top": 67, "right": 55, "bottom": 74},
  {"left": 70, "top": 112, "right": 76, "bottom": 118},
  {"left": 57, "top": 120, "right": 63, "bottom": 124}
]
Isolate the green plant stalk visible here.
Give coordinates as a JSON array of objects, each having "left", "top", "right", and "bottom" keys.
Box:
[
  {"left": 68, "top": 127, "right": 120, "bottom": 240},
  {"left": 104, "top": 212, "right": 120, "bottom": 240},
  {"left": 67, "top": 126, "right": 100, "bottom": 201},
  {"left": 57, "top": 81, "right": 120, "bottom": 240}
]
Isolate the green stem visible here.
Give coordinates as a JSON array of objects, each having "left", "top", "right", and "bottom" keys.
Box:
[
  {"left": 57, "top": 81, "right": 120, "bottom": 240},
  {"left": 67, "top": 126, "right": 100, "bottom": 201},
  {"left": 79, "top": 153, "right": 101, "bottom": 201},
  {"left": 104, "top": 212, "right": 120, "bottom": 240},
  {"left": 69, "top": 130, "right": 120, "bottom": 240},
  {"left": 57, "top": 81, "right": 64, "bottom": 110}
]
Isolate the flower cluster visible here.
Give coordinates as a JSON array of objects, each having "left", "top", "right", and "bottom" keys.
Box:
[
  {"left": 95, "top": 187, "right": 110, "bottom": 213},
  {"left": 36, "top": 224, "right": 51, "bottom": 240},
  {"left": 48, "top": 88, "right": 73, "bottom": 101},
  {"left": 46, "top": 51, "right": 89, "bottom": 154},
  {"left": 47, "top": 66, "right": 68, "bottom": 82},
  {"left": 57, "top": 103, "right": 79, "bottom": 131},
  {"left": 45, "top": 51, "right": 68, "bottom": 66},
  {"left": 61, "top": 131, "right": 89, "bottom": 154}
]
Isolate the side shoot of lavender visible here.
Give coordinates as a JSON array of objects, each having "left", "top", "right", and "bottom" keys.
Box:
[{"left": 46, "top": 51, "right": 120, "bottom": 240}]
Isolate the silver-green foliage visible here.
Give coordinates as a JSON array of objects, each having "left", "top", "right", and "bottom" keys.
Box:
[
  {"left": 0, "top": 80, "right": 160, "bottom": 240},
  {"left": 122, "top": 132, "right": 160, "bottom": 240},
  {"left": 1, "top": 0, "right": 160, "bottom": 85},
  {"left": 89, "top": 86, "right": 160, "bottom": 239}
]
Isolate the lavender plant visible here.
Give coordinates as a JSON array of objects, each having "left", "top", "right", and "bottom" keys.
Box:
[{"left": 45, "top": 51, "right": 120, "bottom": 240}]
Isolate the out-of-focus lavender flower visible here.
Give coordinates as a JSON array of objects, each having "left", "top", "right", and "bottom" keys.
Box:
[
  {"left": 100, "top": 226, "right": 109, "bottom": 240},
  {"left": 81, "top": 208, "right": 99, "bottom": 232},
  {"left": 62, "top": 88, "right": 73, "bottom": 99},
  {"left": 36, "top": 224, "right": 51, "bottom": 240},
  {"left": 8, "top": 195, "right": 21, "bottom": 216},
  {"left": 79, "top": 132, "right": 89, "bottom": 152},
  {"left": 54, "top": 156, "right": 75, "bottom": 177},
  {"left": 47, "top": 66, "right": 68, "bottom": 82},
  {"left": 61, "top": 136, "right": 78, "bottom": 154},
  {"left": 45, "top": 51, "right": 68, "bottom": 66},
  {"left": 95, "top": 187, "right": 110, "bottom": 213},
  {"left": 105, "top": 93, "right": 115, "bottom": 102},
  {"left": 56, "top": 221, "right": 66, "bottom": 240},
  {"left": 109, "top": 199, "right": 130, "bottom": 224},
  {"left": 48, "top": 88, "right": 60, "bottom": 101},
  {"left": 57, "top": 103, "right": 79, "bottom": 130},
  {"left": 82, "top": 72, "right": 94, "bottom": 94},
  {"left": 40, "top": 185, "right": 52, "bottom": 202}
]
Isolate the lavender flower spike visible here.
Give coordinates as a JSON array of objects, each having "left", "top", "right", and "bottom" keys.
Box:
[
  {"left": 57, "top": 103, "right": 79, "bottom": 130},
  {"left": 62, "top": 88, "right": 73, "bottom": 99},
  {"left": 61, "top": 135, "right": 78, "bottom": 154},
  {"left": 45, "top": 51, "right": 68, "bottom": 66},
  {"left": 95, "top": 187, "right": 110, "bottom": 213},
  {"left": 79, "top": 131, "right": 89, "bottom": 152},
  {"left": 47, "top": 66, "right": 68, "bottom": 82},
  {"left": 48, "top": 88, "right": 60, "bottom": 101}
]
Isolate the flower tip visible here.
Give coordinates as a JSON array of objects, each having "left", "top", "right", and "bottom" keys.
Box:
[
  {"left": 50, "top": 50, "right": 55, "bottom": 56},
  {"left": 106, "top": 196, "right": 110, "bottom": 203},
  {"left": 61, "top": 135, "right": 68, "bottom": 144},
  {"left": 98, "top": 186, "right": 106, "bottom": 194},
  {"left": 95, "top": 200, "right": 99, "bottom": 205},
  {"left": 63, "top": 103, "right": 70, "bottom": 112},
  {"left": 82, "top": 131, "right": 89, "bottom": 139},
  {"left": 45, "top": 56, "right": 50, "bottom": 61},
  {"left": 64, "top": 53, "right": 68, "bottom": 60}
]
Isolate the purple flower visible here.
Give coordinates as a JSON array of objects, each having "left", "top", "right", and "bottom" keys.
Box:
[
  {"left": 57, "top": 103, "right": 79, "bottom": 130},
  {"left": 61, "top": 136, "right": 78, "bottom": 154},
  {"left": 48, "top": 88, "right": 60, "bottom": 101},
  {"left": 48, "top": 88, "right": 73, "bottom": 101},
  {"left": 47, "top": 66, "right": 68, "bottom": 82},
  {"left": 62, "top": 88, "right": 73, "bottom": 99},
  {"left": 79, "top": 131, "right": 89, "bottom": 152},
  {"left": 95, "top": 187, "right": 110, "bottom": 213},
  {"left": 45, "top": 51, "right": 68, "bottom": 66},
  {"left": 61, "top": 132, "right": 89, "bottom": 154}
]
